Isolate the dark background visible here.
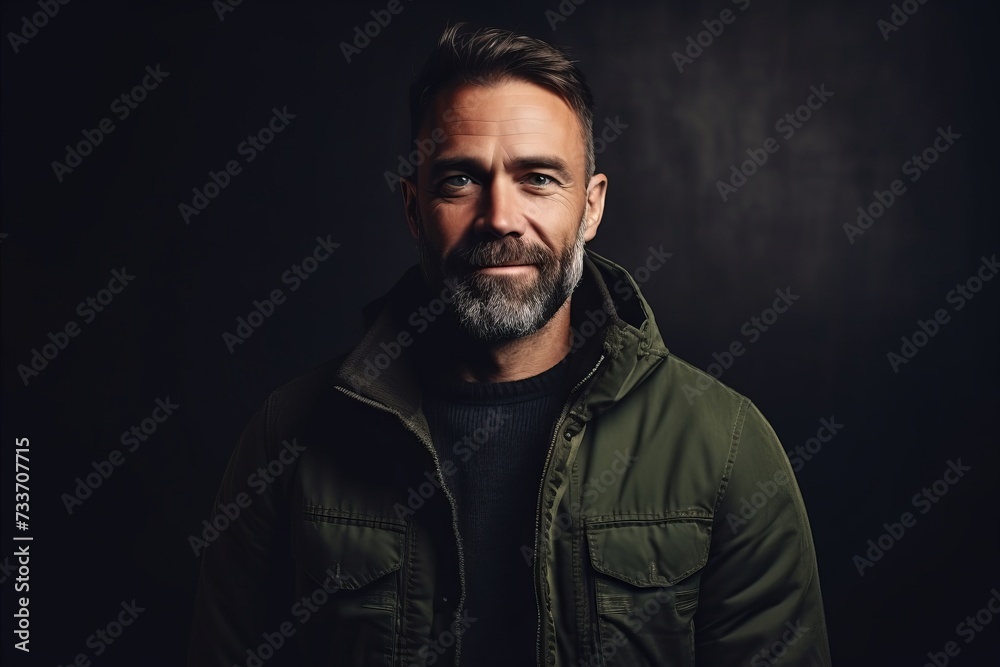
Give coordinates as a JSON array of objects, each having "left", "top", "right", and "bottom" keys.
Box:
[{"left": 2, "top": 0, "right": 997, "bottom": 664}]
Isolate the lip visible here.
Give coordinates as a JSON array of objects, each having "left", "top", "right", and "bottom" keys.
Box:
[{"left": 475, "top": 264, "right": 536, "bottom": 273}]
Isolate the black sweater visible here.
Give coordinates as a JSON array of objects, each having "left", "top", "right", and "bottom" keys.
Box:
[{"left": 419, "top": 353, "right": 575, "bottom": 666}]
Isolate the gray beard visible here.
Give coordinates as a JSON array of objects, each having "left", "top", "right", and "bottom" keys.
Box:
[{"left": 418, "top": 210, "right": 588, "bottom": 343}]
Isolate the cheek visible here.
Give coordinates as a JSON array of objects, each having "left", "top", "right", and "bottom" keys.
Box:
[
  {"left": 524, "top": 190, "right": 576, "bottom": 218},
  {"left": 422, "top": 214, "right": 468, "bottom": 257},
  {"left": 530, "top": 197, "right": 586, "bottom": 247}
]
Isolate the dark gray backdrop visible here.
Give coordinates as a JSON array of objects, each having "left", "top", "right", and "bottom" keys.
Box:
[{"left": 2, "top": 0, "right": 997, "bottom": 664}]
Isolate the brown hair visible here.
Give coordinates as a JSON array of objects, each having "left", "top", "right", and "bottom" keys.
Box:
[{"left": 408, "top": 22, "right": 596, "bottom": 182}]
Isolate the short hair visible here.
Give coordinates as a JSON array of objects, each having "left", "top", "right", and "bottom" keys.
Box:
[{"left": 408, "top": 22, "right": 596, "bottom": 183}]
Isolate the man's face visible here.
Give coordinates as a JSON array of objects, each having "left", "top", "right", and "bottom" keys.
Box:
[{"left": 402, "top": 79, "right": 607, "bottom": 342}]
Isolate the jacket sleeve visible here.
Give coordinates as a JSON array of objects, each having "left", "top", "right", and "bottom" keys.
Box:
[
  {"left": 694, "top": 400, "right": 832, "bottom": 666},
  {"left": 187, "top": 396, "right": 288, "bottom": 666}
]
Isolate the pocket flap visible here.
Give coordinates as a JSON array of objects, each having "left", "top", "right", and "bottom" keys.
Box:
[
  {"left": 586, "top": 519, "right": 711, "bottom": 587},
  {"left": 293, "top": 511, "right": 405, "bottom": 591}
]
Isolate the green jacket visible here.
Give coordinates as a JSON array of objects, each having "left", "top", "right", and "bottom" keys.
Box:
[{"left": 188, "top": 249, "right": 832, "bottom": 666}]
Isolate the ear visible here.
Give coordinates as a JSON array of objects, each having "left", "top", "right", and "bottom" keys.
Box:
[
  {"left": 582, "top": 173, "right": 608, "bottom": 242},
  {"left": 401, "top": 177, "right": 420, "bottom": 238}
]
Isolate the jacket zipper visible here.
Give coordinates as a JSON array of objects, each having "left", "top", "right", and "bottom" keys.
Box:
[
  {"left": 333, "top": 384, "right": 468, "bottom": 667},
  {"left": 533, "top": 353, "right": 605, "bottom": 667}
]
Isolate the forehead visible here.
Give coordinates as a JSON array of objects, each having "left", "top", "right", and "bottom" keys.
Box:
[{"left": 425, "top": 79, "right": 584, "bottom": 161}]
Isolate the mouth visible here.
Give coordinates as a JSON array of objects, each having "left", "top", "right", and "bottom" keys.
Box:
[{"left": 474, "top": 264, "right": 536, "bottom": 273}]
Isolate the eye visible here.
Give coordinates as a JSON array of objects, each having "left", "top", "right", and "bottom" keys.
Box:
[
  {"left": 524, "top": 173, "right": 556, "bottom": 188},
  {"left": 442, "top": 175, "right": 472, "bottom": 189}
]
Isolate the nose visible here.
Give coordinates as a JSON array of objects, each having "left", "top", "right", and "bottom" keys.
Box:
[{"left": 476, "top": 178, "right": 526, "bottom": 238}]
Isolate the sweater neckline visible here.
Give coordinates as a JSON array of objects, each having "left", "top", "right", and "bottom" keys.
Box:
[{"left": 419, "top": 352, "right": 574, "bottom": 404}]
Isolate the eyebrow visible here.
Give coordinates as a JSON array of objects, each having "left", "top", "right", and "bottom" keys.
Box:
[{"left": 428, "top": 154, "right": 575, "bottom": 183}]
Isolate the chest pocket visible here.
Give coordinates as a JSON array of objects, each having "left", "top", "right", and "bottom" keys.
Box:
[
  {"left": 585, "top": 517, "right": 711, "bottom": 666},
  {"left": 291, "top": 508, "right": 406, "bottom": 666}
]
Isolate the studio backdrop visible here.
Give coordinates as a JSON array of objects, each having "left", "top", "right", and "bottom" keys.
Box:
[{"left": 1, "top": 0, "right": 997, "bottom": 665}]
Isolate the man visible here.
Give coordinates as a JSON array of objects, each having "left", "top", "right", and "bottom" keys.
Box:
[{"left": 188, "top": 23, "right": 832, "bottom": 667}]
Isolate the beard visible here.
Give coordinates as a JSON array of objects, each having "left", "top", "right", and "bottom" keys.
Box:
[{"left": 417, "top": 209, "right": 588, "bottom": 343}]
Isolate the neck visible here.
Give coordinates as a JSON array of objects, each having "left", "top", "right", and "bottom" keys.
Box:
[{"left": 433, "top": 297, "right": 574, "bottom": 383}]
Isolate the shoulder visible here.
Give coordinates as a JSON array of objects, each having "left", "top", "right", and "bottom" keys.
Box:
[
  {"left": 628, "top": 351, "right": 783, "bottom": 482},
  {"left": 259, "top": 353, "right": 353, "bottom": 434},
  {"left": 642, "top": 351, "right": 755, "bottom": 436}
]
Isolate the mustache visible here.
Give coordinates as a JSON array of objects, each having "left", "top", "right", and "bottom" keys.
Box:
[{"left": 447, "top": 237, "right": 552, "bottom": 272}]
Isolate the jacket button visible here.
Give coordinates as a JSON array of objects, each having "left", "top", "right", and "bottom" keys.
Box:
[{"left": 563, "top": 429, "right": 574, "bottom": 440}]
